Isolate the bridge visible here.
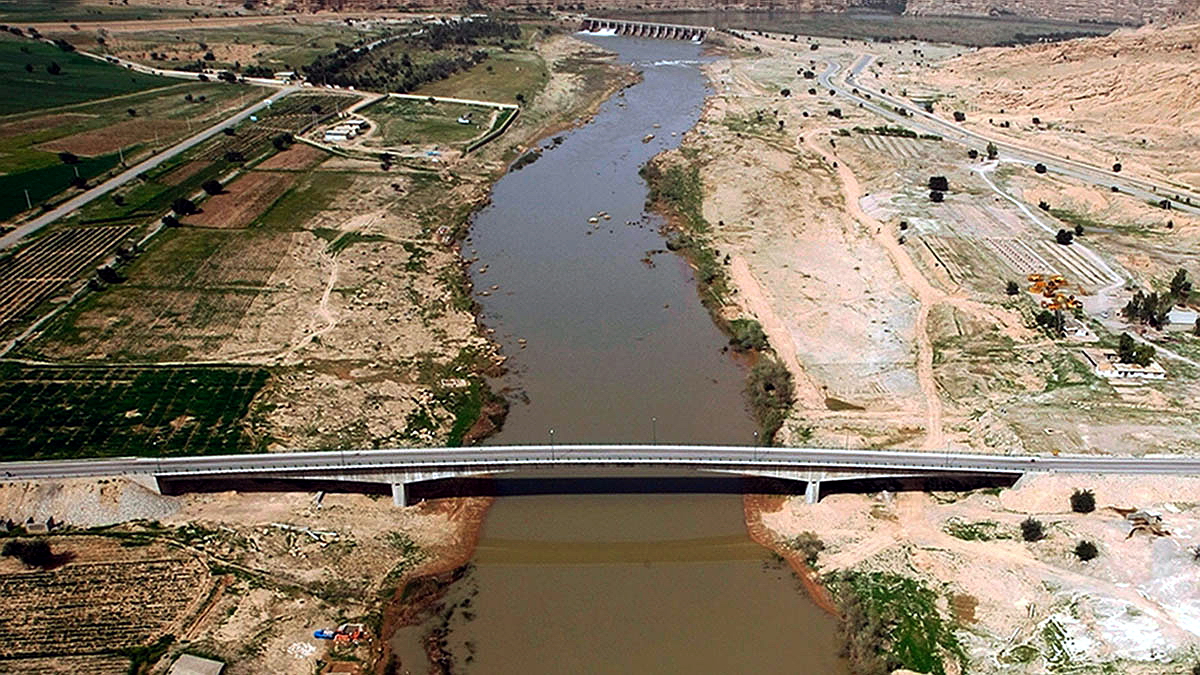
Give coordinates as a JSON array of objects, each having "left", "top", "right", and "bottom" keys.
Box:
[
  {"left": 3, "top": 445, "right": 1198, "bottom": 506},
  {"left": 580, "top": 18, "right": 711, "bottom": 42}
]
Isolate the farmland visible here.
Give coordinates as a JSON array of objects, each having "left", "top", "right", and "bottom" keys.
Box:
[
  {"left": 0, "top": 225, "right": 139, "bottom": 329},
  {"left": 0, "top": 32, "right": 171, "bottom": 115},
  {"left": 415, "top": 49, "right": 548, "bottom": 104},
  {"left": 0, "top": 535, "right": 211, "bottom": 672},
  {"left": 0, "top": 80, "right": 265, "bottom": 223},
  {"left": 0, "top": 365, "right": 268, "bottom": 459}
]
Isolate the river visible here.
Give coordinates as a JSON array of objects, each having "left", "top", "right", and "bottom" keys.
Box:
[{"left": 389, "top": 36, "right": 845, "bottom": 673}]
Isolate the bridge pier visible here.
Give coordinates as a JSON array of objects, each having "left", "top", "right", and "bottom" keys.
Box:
[{"left": 805, "top": 479, "right": 820, "bottom": 504}]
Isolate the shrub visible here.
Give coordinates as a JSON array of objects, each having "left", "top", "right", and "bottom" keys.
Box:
[
  {"left": 1006, "top": 280, "right": 1020, "bottom": 296},
  {"left": 1034, "top": 163, "right": 1047, "bottom": 174},
  {"left": 928, "top": 176, "right": 949, "bottom": 192},
  {"left": 780, "top": 88, "right": 791, "bottom": 97},
  {"left": 986, "top": 142, "right": 998, "bottom": 160},
  {"left": 1021, "top": 517, "right": 1045, "bottom": 542},
  {"left": 224, "top": 150, "right": 245, "bottom": 163},
  {"left": 171, "top": 197, "right": 198, "bottom": 215},
  {"left": 1070, "top": 489, "right": 1095, "bottom": 513},
  {"left": 2, "top": 539, "right": 54, "bottom": 568},
  {"left": 201, "top": 179, "right": 223, "bottom": 195},
  {"left": 789, "top": 532, "right": 825, "bottom": 565},
  {"left": 1055, "top": 229, "right": 1074, "bottom": 245},
  {"left": 929, "top": 190, "right": 944, "bottom": 203},
  {"left": 161, "top": 214, "right": 180, "bottom": 228},
  {"left": 953, "top": 111, "right": 966, "bottom": 122},
  {"left": 729, "top": 318, "right": 768, "bottom": 351},
  {"left": 746, "top": 358, "right": 794, "bottom": 442},
  {"left": 1074, "top": 540, "right": 1098, "bottom": 561},
  {"left": 1112, "top": 162, "right": 1122, "bottom": 172},
  {"left": 967, "top": 149, "right": 978, "bottom": 159}
]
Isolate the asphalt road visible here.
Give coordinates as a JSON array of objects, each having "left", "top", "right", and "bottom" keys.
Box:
[
  {"left": 2, "top": 445, "right": 1200, "bottom": 482},
  {"left": 0, "top": 85, "right": 299, "bottom": 251},
  {"left": 819, "top": 57, "right": 1200, "bottom": 217}
]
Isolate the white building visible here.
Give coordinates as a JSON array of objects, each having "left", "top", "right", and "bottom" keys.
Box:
[{"left": 1080, "top": 349, "right": 1167, "bottom": 380}]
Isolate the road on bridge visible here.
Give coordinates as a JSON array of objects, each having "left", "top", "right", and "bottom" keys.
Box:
[{"left": 3, "top": 446, "right": 1200, "bottom": 483}]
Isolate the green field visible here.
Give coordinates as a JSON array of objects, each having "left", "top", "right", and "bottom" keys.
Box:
[
  {"left": 0, "top": 365, "right": 268, "bottom": 460},
  {"left": 415, "top": 50, "right": 547, "bottom": 104},
  {"left": 361, "top": 98, "right": 492, "bottom": 146},
  {"left": 0, "top": 33, "right": 173, "bottom": 114},
  {"left": 0, "top": 0, "right": 195, "bottom": 22},
  {"left": 0, "top": 152, "right": 120, "bottom": 222}
]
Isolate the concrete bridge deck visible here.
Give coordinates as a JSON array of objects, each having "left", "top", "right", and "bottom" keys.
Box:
[{"left": 3, "top": 445, "right": 1197, "bottom": 505}]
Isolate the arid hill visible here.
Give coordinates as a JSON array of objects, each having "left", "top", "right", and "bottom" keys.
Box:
[{"left": 892, "top": 21, "right": 1200, "bottom": 186}]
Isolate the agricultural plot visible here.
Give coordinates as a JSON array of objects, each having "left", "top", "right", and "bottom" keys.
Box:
[
  {"left": 0, "top": 365, "right": 268, "bottom": 459},
  {"left": 184, "top": 171, "right": 295, "bottom": 229},
  {"left": 360, "top": 98, "right": 492, "bottom": 147},
  {"left": 0, "top": 33, "right": 171, "bottom": 115},
  {"left": 0, "top": 225, "right": 137, "bottom": 328},
  {"left": 0, "top": 538, "right": 209, "bottom": 664},
  {"left": 415, "top": 49, "right": 548, "bottom": 104},
  {"left": 193, "top": 92, "right": 356, "bottom": 161},
  {"left": 859, "top": 134, "right": 935, "bottom": 160}
]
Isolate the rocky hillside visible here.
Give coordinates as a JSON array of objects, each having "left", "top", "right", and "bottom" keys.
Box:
[{"left": 277, "top": 0, "right": 1199, "bottom": 23}]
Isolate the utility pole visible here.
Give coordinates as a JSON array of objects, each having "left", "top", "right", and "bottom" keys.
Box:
[{"left": 118, "top": 145, "right": 125, "bottom": 166}]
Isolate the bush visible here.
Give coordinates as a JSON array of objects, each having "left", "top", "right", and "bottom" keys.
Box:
[
  {"left": 271, "top": 132, "right": 295, "bottom": 150},
  {"left": 224, "top": 150, "right": 245, "bottom": 163},
  {"left": 1055, "top": 229, "right": 1074, "bottom": 245},
  {"left": 929, "top": 190, "right": 944, "bottom": 203},
  {"left": 953, "top": 111, "right": 966, "bottom": 122},
  {"left": 1034, "top": 163, "right": 1047, "bottom": 174},
  {"left": 171, "top": 197, "right": 198, "bottom": 215},
  {"left": 1020, "top": 517, "right": 1045, "bottom": 542},
  {"left": 928, "top": 176, "right": 949, "bottom": 192},
  {"left": 729, "top": 318, "right": 768, "bottom": 351},
  {"left": 1070, "top": 489, "right": 1095, "bottom": 513},
  {"left": 746, "top": 358, "right": 794, "bottom": 443},
  {"left": 1006, "top": 280, "right": 1020, "bottom": 296},
  {"left": 1074, "top": 540, "right": 1098, "bottom": 561},
  {"left": 790, "top": 531, "right": 825, "bottom": 565},
  {"left": 161, "top": 214, "right": 180, "bottom": 228},
  {"left": 2, "top": 539, "right": 54, "bottom": 568},
  {"left": 201, "top": 179, "right": 223, "bottom": 196},
  {"left": 780, "top": 88, "right": 791, "bottom": 97},
  {"left": 1112, "top": 162, "right": 1122, "bottom": 173}
]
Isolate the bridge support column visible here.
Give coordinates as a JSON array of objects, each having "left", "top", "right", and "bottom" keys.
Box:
[
  {"left": 391, "top": 482, "right": 408, "bottom": 507},
  {"left": 805, "top": 479, "right": 821, "bottom": 504}
]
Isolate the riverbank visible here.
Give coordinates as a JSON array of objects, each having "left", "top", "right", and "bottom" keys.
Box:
[{"left": 747, "top": 475, "right": 1200, "bottom": 673}]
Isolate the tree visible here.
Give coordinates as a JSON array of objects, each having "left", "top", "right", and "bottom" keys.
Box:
[
  {"left": 204, "top": 50, "right": 216, "bottom": 61},
  {"left": 58, "top": 151, "right": 79, "bottom": 165},
  {"left": 953, "top": 111, "right": 966, "bottom": 122},
  {"left": 1032, "top": 116, "right": 1041, "bottom": 125},
  {"left": 790, "top": 532, "right": 825, "bottom": 565},
  {"left": 929, "top": 190, "right": 944, "bottom": 203},
  {"left": 986, "top": 142, "right": 998, "bottom": 160},
  {"left": 1034, "top": 162, "right": 1047, "bottom": 174},
  {"left": 515, "top": 92, "right": 526, "bottom": 105},
  {"left": 201, "top": 179, "right": 223, "bottom": 195},
  {"left": 1038, "top": 201, "right": 1051, "bottom": 211},
  {"left": 1074, "top": 540, "right": 1098, "bottom": 562},
  {"left": 828, "top": 108, "right": 842, "bottom": 119},
  {"left": 2, "top": 539, "right": 54, "bottom": 568},
  {"left": 23, "top": 63, "right": 32, "bottom": 73},
  {"left": 928, "top": 176, "right": 949, "bottom": 192},
  {"left": 1021, "top": 517, "right": 1045, "bottom": 542},
  {"left": 1117, "top": 332, "right": 1155, "bottom": 366},
  {"left": 1006, "top": 280, "right": 1021, "bottom": 296},
  {"left": 161, "top": 214, "right": 180, "bottom": 228},
  {"left": 779, "top": 88, "right": 790, "bottom": 97},
  {"left": 1036, "top": 309, "right": 1064, "bottom": 337},
  {"left": 967, "top": 149, "right": 978, "bottom": 159},
  {"left": 1193, "top": 317, "right": 1200, "bottom": 337},
  {"left": 271, "top": 132, "right": 295, "bottom": 151},
  {"left": 1055, "top": 229, "right": 1074, "bottom": 245},
  {"left": 223, "top": 150, "right": 245, "bottom": 163},
  {"left": 1112, "top": 162, "right": 1122, "bottom": 173},
  {"left": 171, "top": 197, "right": 198, "bottom": 215},
  {"left": 47, "top": 61, "right": 61, "bottom": 75},
  {"left": 126, "top": 108, "right": 137, "bottom": 117},
  {"left": 1170, "top": 268, "right": 1192, "bottom": 302},
  {"left": 1070, "top": 489, "right": 1095, "bottom": 513},
  {"left": 1074, "top": 224, "right": 1084, "bottom": 237}
]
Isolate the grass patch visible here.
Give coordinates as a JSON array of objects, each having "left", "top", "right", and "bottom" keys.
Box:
[
  {"left": 943, "top": 518, "right": 1010, "bottom": 541},
  {"left": 0, "top": 33, "right": 172, "bottom": 114},
  {"left": 830, "top": 570, "right": 964, "bottom": 675},
  {"left": 360, "top": 98, "right": 492, "bottom": 146},
  {"left": 415, "top": 49, "right": 547, "bottom": 105},
  {"left": 327, "top": 231, "right": 387, "bottom": 255},
  {"left": 0, "top": 364, "right": 269, "bottom": 459}
]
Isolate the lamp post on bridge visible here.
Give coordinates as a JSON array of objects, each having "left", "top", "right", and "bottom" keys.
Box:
[
  {"left": 651, "top": 417, "right": 657, "bottom": 445},
  {"left": 549, "top": 428, "right": 555, "bottom": 461}
]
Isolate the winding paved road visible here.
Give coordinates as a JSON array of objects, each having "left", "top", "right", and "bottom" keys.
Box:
[
  {"left": 820, "top": 56, "right": 1200, "bottom": 217},
  {"left": 1, "top": 445, "right": 1199, "bottom": 482}
]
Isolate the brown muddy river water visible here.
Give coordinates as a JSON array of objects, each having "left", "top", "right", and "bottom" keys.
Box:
[
  {"left": 391, "top": 494, "right": 847, "bottom": 674},
  {"left": 392, "top": 37, "right": 845, "bottom": 673}
]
